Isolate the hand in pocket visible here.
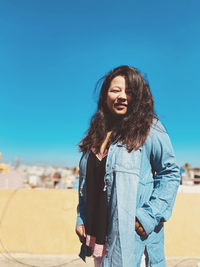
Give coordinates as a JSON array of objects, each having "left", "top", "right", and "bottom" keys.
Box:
[{"left": 135, "top": 218, "right": 146, "bottom": 237}]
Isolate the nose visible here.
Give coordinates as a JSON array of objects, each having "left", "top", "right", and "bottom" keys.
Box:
[{"left": 118, "top": 90, "right": 127, "bottom": 101}]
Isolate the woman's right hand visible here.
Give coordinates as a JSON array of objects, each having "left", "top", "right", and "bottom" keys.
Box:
[
  {"left": 135, "top": 217, "right": 146, "bottom": 237},
  {"left": 75, "top": 224, "right": 86, "bottom": 243}
]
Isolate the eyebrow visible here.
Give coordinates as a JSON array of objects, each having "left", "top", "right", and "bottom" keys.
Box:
[{"left": 110, "top": 86, "right": 121, "bottom": 89}]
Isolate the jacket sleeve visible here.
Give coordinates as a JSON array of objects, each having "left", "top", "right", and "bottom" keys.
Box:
[
  {"left": 136, "top": 121, "right": 180, "bottom": 235},
  {"left": 76, "top": 173, "right": 86, "bottom": 227}
]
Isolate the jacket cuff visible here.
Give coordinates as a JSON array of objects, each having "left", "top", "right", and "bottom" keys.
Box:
[
  {"left": 136, "top": 208, "right": 156, "bottom": 235},
  {"left": 76, "top": 215, "right": 84, "bottom": 227}
]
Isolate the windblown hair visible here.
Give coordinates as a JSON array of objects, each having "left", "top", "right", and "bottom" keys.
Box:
[{"left": 79, "top": 65, "right": 157, "bottom": 153}]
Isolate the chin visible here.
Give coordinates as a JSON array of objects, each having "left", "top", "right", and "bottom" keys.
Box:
[{"left": 113, "top": 111, "right": 127, "bottom": 116}]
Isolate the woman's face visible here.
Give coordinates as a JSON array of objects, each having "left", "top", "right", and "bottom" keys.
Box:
[{"left": 106, "top": 75, "right": 132, "bottom": 116}]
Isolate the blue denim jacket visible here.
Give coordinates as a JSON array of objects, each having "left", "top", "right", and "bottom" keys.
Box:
[{"left": 76, "top": 120, "right": 180, "bottom": 267}]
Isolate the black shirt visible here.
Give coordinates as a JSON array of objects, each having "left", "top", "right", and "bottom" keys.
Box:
[{"left": 85, "top": 151, "right": 108, "bottom": 245}]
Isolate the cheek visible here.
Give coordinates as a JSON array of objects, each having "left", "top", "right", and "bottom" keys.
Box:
[{"left": 106, "top": 94, "right": 113, "bottom": 107}]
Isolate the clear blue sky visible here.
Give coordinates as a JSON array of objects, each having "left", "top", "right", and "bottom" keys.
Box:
[{"left": 0, "top": 0, "right": 200, "bottom": 167}]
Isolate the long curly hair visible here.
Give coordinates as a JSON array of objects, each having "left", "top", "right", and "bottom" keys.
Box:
[{"left": 79, "top": 65, "right": 157, "bottom": 153}]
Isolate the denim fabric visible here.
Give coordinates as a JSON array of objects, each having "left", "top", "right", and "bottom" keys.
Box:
[{"left": 76, "top": 119, "right": 180, "bottom": 267}]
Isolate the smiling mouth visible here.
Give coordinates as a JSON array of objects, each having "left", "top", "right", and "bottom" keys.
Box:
[{"left": 114, "top": 103, "right": 127, "bottom": 108}]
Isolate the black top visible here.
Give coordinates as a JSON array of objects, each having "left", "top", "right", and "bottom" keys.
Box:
[{"left": 85, "top": 151, "right": 108, "bottom": 245}]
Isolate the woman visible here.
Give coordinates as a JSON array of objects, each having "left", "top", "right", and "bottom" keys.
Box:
[{"left": 75, "top": 65, "right": 180, "bottom": 267}]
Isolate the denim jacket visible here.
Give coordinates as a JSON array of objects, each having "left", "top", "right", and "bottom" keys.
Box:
[{"left": 76, "top": 120, "right": 180, "bottom": 267}]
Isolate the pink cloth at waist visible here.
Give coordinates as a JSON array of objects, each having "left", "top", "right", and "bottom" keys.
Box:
[{"left": 86, "top": 235, "right": 106, "bottom": 257}]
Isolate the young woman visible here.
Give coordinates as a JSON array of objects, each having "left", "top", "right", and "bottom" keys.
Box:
[{"left": 75, "top": 65, "right": 180, "bottom": 267}]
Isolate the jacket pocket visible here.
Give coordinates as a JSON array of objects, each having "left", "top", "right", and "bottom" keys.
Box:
[{"left": 114, "top": 146, "right": 142, "bottom": 173}]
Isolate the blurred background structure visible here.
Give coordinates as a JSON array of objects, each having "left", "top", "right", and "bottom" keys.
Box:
[{"left": 0, "top": 152, "right": 79, "bottom": 190}]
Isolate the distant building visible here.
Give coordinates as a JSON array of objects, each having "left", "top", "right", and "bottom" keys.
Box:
[
  {"left": 181, "top": 164, "right": 200, "bottom": 185},
  {"left": 0, "top": 163, "right": 9, "bottom": 174},
  {"left": 0, "top": 170, "right": 23, "bottom": 189},
  {"left": 191, "top": 168, "right": 200, "bottom": 184},
  {"left": 0, "top": 152, "right": 9, "bottom": 174}
]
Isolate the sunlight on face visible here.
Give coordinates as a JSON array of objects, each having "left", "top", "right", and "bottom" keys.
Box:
[{"left": 106, "top": 76, "right": 132, "bottom": 116}]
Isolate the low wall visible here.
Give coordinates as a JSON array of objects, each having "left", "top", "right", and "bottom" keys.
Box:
[
  {"left": 0, "top": 189, "right": 79, "bottom": 254},
  {"left": 165, "top": 193, "right": 200, "bottom": 256},
  {"left": 0, "top": 189, "right": 199, "bottom": 256}
]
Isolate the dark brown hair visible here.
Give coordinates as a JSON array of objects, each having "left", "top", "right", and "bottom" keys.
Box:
[{"left": 79, "top": 65, "right": 157, "bottom": 153}]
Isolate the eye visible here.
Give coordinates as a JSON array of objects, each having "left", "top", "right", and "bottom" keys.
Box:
[{"left": 110, "top": 88, "right": 120, "bottom": 93}]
